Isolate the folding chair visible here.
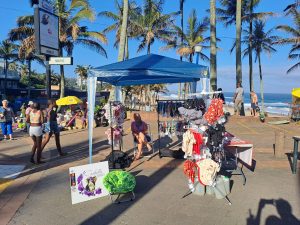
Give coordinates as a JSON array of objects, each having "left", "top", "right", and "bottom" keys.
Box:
[{"left": 133, "top": 124, "right": 155, "bottom": 157}]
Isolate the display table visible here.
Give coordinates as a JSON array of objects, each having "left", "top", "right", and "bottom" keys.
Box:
[
  {"left": 224, "top": 132, "right": 253, "bottom": 167},
  {"left": 223, "top": 132, "right": 254, "bottom": 185}
]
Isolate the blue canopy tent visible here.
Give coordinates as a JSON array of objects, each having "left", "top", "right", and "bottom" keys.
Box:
[{"left": 86, "top": 54, "right": 209, "bottom": 163}]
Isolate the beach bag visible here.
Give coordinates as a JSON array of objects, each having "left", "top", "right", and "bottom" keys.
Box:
[{"left": 107, "top": 150, "right": 132, "bottom": 169}]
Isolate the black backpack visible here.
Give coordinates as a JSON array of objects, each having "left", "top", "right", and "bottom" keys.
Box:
[{"left": 107, "top": 150, "right": 132, "bottom": 169}]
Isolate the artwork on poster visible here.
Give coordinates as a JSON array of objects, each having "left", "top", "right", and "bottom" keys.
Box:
[
  {"left": 69, "top": 161, "right": 109, "bottom": 205},
  {"left": 39, "top": 9, "right": 59, "bottom": 51}
]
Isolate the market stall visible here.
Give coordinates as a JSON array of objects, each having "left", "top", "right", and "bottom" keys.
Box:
[{"left": 87, "top": 54, "right": 209, "bottom": 164}]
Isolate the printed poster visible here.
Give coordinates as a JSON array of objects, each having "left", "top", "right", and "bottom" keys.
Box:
[
  {"left": 39, "top": 9, "right": 59, "bottom": 50},
  {"left": 69, "top": 161, "right": 109, "bottom": 205}
]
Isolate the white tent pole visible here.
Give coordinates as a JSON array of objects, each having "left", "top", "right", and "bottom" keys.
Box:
[
  {"left": 87, "top": 76, "right": 97, "bottom": 164},
  {"left": 115, "top": 86, "right": 122, "bottom": 102}
]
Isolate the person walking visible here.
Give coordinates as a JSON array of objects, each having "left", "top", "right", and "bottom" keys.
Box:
[
  {"left": 0, "top": 100, "right": 15, "bottom": 140},
  {"left": 233, "top": 82, "right": 244, "bottom": 116},
  {"left": 26, "top": 103, "right": 44, "bottom": 164},
  {"left": 41, "top": 99, "right": 66, "bottom": 156},
  {"left": 250, "top": 91, "right": 258, "bottom": 117}
]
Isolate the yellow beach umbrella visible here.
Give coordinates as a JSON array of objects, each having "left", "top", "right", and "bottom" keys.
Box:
[
  {"left": 56, "top": 96, "right": 83, "bottom": 106},
  {"left": 292, "top": 88, "right": 300, "bottom": 98}
]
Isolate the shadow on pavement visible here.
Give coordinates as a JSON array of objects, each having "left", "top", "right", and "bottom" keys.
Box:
[
  {"left": 80, "top": 158, "right": 179, "bottom": 225},
  {"left": 247, "top": 198, "right": 300, "bottom": 225},
  {"left": 4, "top": 138, "right": 110, "bottom": 179}
]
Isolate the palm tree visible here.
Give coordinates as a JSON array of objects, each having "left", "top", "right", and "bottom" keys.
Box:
[
  {"left": 0, "top": 40, "right": 19, "bottom": 97},
  {"left": 210, "top": 0, "right": 217, "bottom": 91},
  {"left": 242, "top": 20, "right": 278, "bottom": 113},
  {"left": 163, "top": 10, "right": 209, "bottom": 98},
  {"left": 75, "top": 65, "right": 91, "bottom": 90},
  {"left": 163, "top": 10, "right": 210, "bottom": 63},
  {"left": 132, "top": 0, "right": 178, "bottom": 54},
  {"left": 217, "top": 0, "right": 273, "bottom": 88},
  {"left": 99, "top": 0, "right": 141, "bottom": 60},
  {"left": 276, "top": 6, "right": 300, "bottom": 73}
]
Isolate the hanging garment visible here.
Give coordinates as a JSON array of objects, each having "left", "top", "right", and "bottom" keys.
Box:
[
  {"left": 196, "top": 159, "right": 220, "bottom": 186},
  {"left": 204, "top": 99, "right": 224, "bottom": 125},
  {"left": 183, "top": 160, "right": 196, "bottom": 183},
  {"left": 182, "top": 130, "right": 196, "bottom": 157},
  {"left": 192, "top": 131, "right": 203, "bottom": 155}
]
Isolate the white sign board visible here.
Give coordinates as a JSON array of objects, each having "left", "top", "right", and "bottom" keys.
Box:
[
  {"left": 39, "top": 9, "right": 59, "bottom": 54},
  {"left": 69, "top": 161, "right": 109, "bottom": 205},
  {"left": 49, "top": 57, "right": 73, "bottom": 65},
  {"left": 39, "top": 0, "right": 54, "bottom": 13}
]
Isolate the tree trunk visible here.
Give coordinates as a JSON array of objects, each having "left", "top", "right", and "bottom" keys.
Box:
[
  {"left": 249, "top": 0, "right": 254, "bottom": 92},
  {"left": 60, "top": 64, "right": 65, "bottom": 99},
  {"left": 258, "top": 53, "right": 264, "bottom": 113},
  {"left": 236, "top": 0, "right": 242, "bottom": 85},
  {"left": 28, "top": 59, "right": 31, "bottom": 99},
  {"left": 210, "top": 0, "right": 217, "bottom": 91},
  {"left": 180, "top": 0, "right": 184, "bottom": 62},
  {"left": 80, "top": 77, "right": 83, "bottom": 91},
  {"left": 125, "top": 35, "right": 129, "bottom": 60},
  {"left": 4, "top": 58, "right": 8, "bottom": 97},
  {"left": 178, "top": 1, "right": 184, "bottom": 98},
  {"left": 110, "top": 0, "right": 128, "bottom": 102},
  {"left": 147, "top": 43, "right": 151, "bottom": 55},
  {"left": 118, "top": 0, "right": 128, "bottom": 61}
]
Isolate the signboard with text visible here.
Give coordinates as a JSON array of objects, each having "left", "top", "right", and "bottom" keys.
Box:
[{"left": 49, "top": 57, "right": 73, "bottom": 65}]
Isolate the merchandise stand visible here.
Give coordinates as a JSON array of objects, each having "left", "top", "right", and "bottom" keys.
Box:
[
  {"left": 109, "top": 101, "right": 124, "bottom": 169},
  {"left": 156, "top": 99, "right": 188, "bottom": 157},
  {"left": 156, "top": 97, "right": 239, "bottom": 205}
]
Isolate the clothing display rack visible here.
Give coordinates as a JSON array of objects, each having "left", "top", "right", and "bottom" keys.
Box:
[
  {"left": 105, "top": 101, "right": 125, "bottom": 169},
  {"left": 156, "top": 99, "right": 187, "bottom": 156},
  {"left": 156, "top": 98, "right": 206, "bottom": 156},
  {"left": 157, "top": 97, "right": 241, "bottom": 205}
]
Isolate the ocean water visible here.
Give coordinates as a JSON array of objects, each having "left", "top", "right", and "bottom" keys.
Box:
[{"left": 224, "top": 92, "right": 292, "bottom": 115}]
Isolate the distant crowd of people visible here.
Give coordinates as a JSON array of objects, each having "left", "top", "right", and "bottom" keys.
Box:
[{"left": 0, "top": 99, "right": 66, "bottom": 164}]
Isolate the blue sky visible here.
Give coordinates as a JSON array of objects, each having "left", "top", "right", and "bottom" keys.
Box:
[{"left": 0, "top": 0, "right": 299, "bottom": 94}]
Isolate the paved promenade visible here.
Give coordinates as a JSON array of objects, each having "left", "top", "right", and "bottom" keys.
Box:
[{"left": 0, "top": 116, "right": 299, "bottom": 225}]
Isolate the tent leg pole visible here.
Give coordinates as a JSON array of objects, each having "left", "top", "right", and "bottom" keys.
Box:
[{"left": 110, "top": 101, "right": 114, "bottom": 169}]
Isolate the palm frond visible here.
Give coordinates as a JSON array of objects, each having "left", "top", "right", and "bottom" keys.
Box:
[
  {"left": 98, "top": 11, "right": 120, "bottom": 21},
  {"left": 17, "top": 15, "right": 34, "bottom": 27},
  {"left": 80, "top": 31, "right": 108, "bottom": 44},
  {"left": 287, "top": 62, "right": 300, "bottom": 74},
  {"left": 75, "top": 39, "right": 107, "bottom": 58}
]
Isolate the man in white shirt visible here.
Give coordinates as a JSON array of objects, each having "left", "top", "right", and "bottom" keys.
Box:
[{"left": 233, "top": 82, "right": 244, "bottom": 116}]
